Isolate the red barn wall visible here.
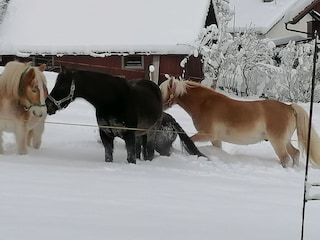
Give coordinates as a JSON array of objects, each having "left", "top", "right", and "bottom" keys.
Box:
[
  {"left": 55, "top": 55, "right": 203, "bottom": 84},
  {"left": 1, "top": 54, "right": 203, "bottom": 84},
  {"left": 54, "top": 55, "right": 154, "bottom": 80}
]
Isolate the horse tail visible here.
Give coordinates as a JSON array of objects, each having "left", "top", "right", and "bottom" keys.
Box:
[
  {"left": 168, "top": 116, "right": 207, "bottom": 158},
  {"left": 291, "top": 103, "right": 320, "bottom": 166}
]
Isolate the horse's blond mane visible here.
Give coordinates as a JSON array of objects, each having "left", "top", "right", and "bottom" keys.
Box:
[
  {"left": 0, "top": 61, "right": 46, "bottom": 100},
  {"left": 160, "top": 77, "right": 210, "bottom": 100}
]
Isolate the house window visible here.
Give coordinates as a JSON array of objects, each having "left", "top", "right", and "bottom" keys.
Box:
[
  {"left": 122, "top": 55, "right": 144, "bottom": 69},
  {"left": 32, "top": 56, "right": 58, "bottom": 71}
]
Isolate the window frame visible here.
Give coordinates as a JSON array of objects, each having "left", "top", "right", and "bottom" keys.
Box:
[{"left": 122, "top": 55, "right": 144, "bottom": 69}]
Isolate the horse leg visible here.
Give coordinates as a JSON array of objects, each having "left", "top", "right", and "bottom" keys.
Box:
[
  {"left": 16, "top": 125, "right": 28, "bottom": 155},
  {"left": 0, "top": 131, "right": 3, "bottom": 154},
  {"left": 211, "top": 140, "right": 222, "bottom": 148},
  {"left": 99, "top": 129, "right": 114, "bottom": 162},
  {"left": 135, "top": 136, "right": 142, "bottom": 159},
  {"left": 191, "top": 132, "right": 221, "bottom": 149},
  {"left": 287, "top": 142, "right": 300, "bottom": 166},
  {"left": 30, "top": 121, "right": 45, "bottom": 149},
  {"left": 27, "top": 130, "right": 33, "bottom": 147},
  {"left": 269, "top": 139, "right": 291, "bottom": 167},
  {"left": 142, "top": 134, "right": 155, "bottom": 160},
  {"left": 191, "top": 132, "right": 214, "bottom": 142},
  {"left": 123, "top": 131, "right": 136, "bottom": 164}
]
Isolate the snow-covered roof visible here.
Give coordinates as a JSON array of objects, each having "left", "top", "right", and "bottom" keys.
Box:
[
  {"left": 228, "top": 0, "right": 301, "bottom": 34},
  {"left": 284, "top": 0, "right": 319, "bottom": 23},
  {"left": 0, "top": 0, "right": 213, "bottom": 56}
]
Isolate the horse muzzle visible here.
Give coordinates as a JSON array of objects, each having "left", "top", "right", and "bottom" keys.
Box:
[
  {"left": 45, "top": 99, "right": 58, "bottom": 115},
  {"left": 31, "top": 107, "right": 47, "bottom": 118}
]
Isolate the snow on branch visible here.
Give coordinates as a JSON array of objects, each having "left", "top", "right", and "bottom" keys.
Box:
[
  {"left": 181, "top": 0, "right": 320, "bottom": 102},
  {"left": 0, "top": 0, "right": 9, "bottom": 23}
]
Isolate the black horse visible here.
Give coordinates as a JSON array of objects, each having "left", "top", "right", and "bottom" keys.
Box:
[
  {"left": 137, "top": 112, "right": 206, "bottom": 158},
  {"left": 46, "top": 67, "right": 162, "bottom": 164}
]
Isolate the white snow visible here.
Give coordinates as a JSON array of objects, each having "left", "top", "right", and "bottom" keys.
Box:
[
  {"left": 0, "top": 0, "right": 319, "bottom": 238},
  {"left": 228, "top": 0, "right": 301, "bottom": 34},
  {"left": 0, "top": 71, "right": 319, "bottom": 240},
  {"left": 0, "top": 0, "right": 306, "bottom": 56},
  {"left": 0, "top": 0, "right": 211, "bottom": 55},
  {"left": 284, "top": 0, "right": 316, "bottom": 22}
]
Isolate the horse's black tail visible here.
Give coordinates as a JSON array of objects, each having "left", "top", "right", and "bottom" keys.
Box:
[{"left": 166, "top": 114, "right": 206, "bottom": 158}]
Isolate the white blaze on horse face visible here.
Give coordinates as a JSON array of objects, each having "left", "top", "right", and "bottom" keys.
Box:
[
  {"left": 38, "top": 80, "right": 47, "bottom": 106},
  {"left": 31, "top": 79, "right": 47, "bottom": 118}
]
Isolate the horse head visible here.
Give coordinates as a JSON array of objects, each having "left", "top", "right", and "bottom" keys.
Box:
[
  {"left": 159, "top": 77, "right": 187, "bottom": 110},
  {"left": 19, "top": 64, "right": 48, "bottom": 118},
  {"left": 46, "top": 66, "right": 76, "bottom": 115}
]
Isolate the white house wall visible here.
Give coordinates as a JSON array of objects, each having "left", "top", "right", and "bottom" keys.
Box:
[{"left": 266, "top": 15, "right": 312, "bottom": 40}]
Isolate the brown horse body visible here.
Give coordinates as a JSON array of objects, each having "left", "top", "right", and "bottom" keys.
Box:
[
  {"left": 0, "top": 61, "right": 48, "bottom": 154},
  {"left": 160, "top": 78, "right": 320, "bottom": 167}
]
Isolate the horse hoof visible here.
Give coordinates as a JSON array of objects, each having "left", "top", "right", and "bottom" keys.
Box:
[
  {"left": 18, "top": 150, "right": 28, "bottom": 155},
  {"left": 105, "top": 158, "right": 113, "bottom": 163},
  {"left": 281, "top": 161, "right": 289, "bottom": 168},
  {"left": 128, "top": 159, "right": 136, "bottom": 164},
  {"left": 33, "top": 142, "right": 41, "bottom": 149}
]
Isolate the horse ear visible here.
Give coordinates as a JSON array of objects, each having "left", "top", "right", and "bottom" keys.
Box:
[
  {"left": 61, "top": 66, "right": 68, "bottom": 74},
  {"left": 61, "top": 66, "right": 70, "bottom": 75},
  {"left": 168, "top": 77, "right": 175, "bottom": 90},
  {"left": 38, "top": 64, "right": 46, "bottom": 72}
]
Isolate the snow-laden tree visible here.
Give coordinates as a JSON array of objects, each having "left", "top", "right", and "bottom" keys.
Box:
[
  {"left": 0, "top": 0, "right": 9, "bottom": 23},
  {"left": 262, "top": 41, "right": 320, "bottom": 102},
  {"left": 217, "top": 29, "right": 274, "bottom": 96},
  {"left": 191, "top": 0, "right": 274, "bottom": 96},
  {"left": 182, "top": 0, "right": 319, "bottom": 102},
  {"left": 194, "top": 24, "right": 231, "bottom": 88},
  {"left": 194, "top": 24, "right": 274, "bottom": 96},
  {"left": 278, "top": 41, "right": 319, "bottom": 102},
  {"left": 192, "top": 0, "right": 234, "bottom": 89}
]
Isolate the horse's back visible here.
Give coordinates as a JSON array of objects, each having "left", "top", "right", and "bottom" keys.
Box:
[
  {"left": 260, "top": 99, "right": 296, "bottom": 137},
  {"left": 129, "top": 79, "right": 162, "bottom": 128},
  {"left": 82, "top": 71, "right": 129, "bottom": 97},
  {"left": 256, "top": 100, "right": 293, "bottom": 123},
  {"left": 130, "top": 79, "right": 162, "bottom": 111},
  {"left": 81, "top": 71, "right": 132, "bottom": 114},
  {"left": 209, "top": 97, "right": 293, "bottom": 124},
  {"left": 129, "top": 79, "right": 162, "bottom": 102},
  {"left": 78, "top": 72, "right": 162, "bottom": 129},
  {"left": 226, "top": 99, "right": 296, "bottom": 135},
  {"left": 197, "top": 97, "right": 296, "bottom": 145}
]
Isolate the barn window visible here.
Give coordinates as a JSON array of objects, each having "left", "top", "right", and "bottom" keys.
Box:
[{"left": 122, "top": 55, "right": 144, "bottom": 69}]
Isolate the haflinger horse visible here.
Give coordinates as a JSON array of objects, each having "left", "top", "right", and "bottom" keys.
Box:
[
  {"left": 0, "top": 61, "right": 48, "bottom": 154},
  {"left": 160, "top": 77, "right": 320, "bottom": 168},
  {"left": 46, "top": 67, "right": 162, "bottom": 164}
]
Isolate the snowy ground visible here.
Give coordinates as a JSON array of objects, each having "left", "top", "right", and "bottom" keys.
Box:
[{"left": 0, "top": 71, "right": 319, "bottom": 240}]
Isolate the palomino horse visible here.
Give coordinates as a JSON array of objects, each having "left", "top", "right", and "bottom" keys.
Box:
[
  {"left": 0, "top": 61, "right": 48, "bottom": 154},
  {"left": 160, "top": 77, "right": 320, "bottom": 167}
]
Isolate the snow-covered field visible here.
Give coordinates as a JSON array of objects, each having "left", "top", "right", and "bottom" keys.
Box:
[{"left": 0, "top": 71, "right": 319, "bottom": 240}]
